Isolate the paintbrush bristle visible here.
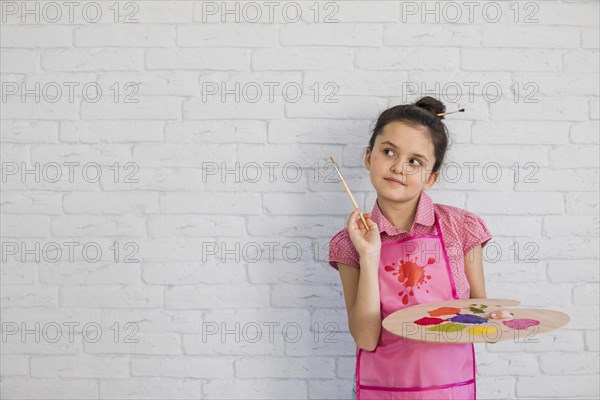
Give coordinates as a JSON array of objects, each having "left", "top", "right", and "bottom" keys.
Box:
[{"left": 329, "top": 156, "right": 336, "bottom": 164}]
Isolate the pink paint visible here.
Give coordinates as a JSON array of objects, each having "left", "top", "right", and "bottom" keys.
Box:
[
  {"left": 503, "top": 318, "right": 540, "bottom": 330},
  {"left": 414, "top": 317, "right": 446, "bottom": 326}
]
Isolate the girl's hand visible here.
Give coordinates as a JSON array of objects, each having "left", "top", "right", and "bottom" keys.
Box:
[{"left": 347, "top": 208, "right": 381, "bottom": 263}]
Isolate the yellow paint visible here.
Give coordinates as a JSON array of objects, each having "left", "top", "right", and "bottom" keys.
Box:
[{"left": 466, "top": 325, "right": 499, "bottom": 335}]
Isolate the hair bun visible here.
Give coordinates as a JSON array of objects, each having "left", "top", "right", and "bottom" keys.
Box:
[{"left": 414, "top": 96, "right": 446, "bottom": 119}]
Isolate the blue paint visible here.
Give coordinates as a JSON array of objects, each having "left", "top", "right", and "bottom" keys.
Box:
[{"left": 449, "top": 313, "right": 488, "bottom": 324}]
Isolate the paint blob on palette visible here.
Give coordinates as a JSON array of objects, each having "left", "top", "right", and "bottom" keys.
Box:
[{"left": 382, "top": 298, "right": 570, "bottom": 344}]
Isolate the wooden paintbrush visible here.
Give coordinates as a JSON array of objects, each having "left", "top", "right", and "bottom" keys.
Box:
[
  {"left": 437, "top": 108, "right": 465, "bottom": 117},
  {"left": 328, "top": 156, "right": 370, "bottom": 232}
]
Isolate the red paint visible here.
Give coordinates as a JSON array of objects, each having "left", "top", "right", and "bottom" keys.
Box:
[
  {"left": 428, "top": 307, "right": 462, "bottom": 317},
  {"left": 414, "top": 317, "right": 446, "bottom": 326},
  {"left": 384, "top": 256, "right": 436, "bottom": 304}
]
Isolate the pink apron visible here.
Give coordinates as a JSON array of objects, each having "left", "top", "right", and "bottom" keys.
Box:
[{"left": 355, "top": 212, "right": 476, "bottom": 400}]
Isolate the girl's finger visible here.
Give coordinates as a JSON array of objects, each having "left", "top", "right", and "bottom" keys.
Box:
[{"left": 347, "top": 209, "right": 359, "bottom": 229}]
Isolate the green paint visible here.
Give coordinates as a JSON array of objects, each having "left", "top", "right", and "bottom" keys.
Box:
[
  {"left": 426, "top": 322, "right": 466, "bottom": 333},
  {"left": 468, "top": 303, "right": 488, "bottom": 313}
]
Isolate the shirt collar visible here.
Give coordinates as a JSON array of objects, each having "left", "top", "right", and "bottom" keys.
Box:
[{"left": 370, "top": 190, "right": 435, "bottom": 235}]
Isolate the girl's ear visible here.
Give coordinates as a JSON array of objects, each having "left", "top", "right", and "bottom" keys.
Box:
[
  {"left": 424, "top": 171, "right": 440, "bottom": 188},
  {"left": 364, "top": 147, "right": 372, "bottom": 170}
]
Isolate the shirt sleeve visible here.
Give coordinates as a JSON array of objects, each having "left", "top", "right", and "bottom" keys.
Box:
[
  {"left": 461, "top": 211, "right": 492, "bottom": 255},
  {"left": 328, "top": 229, "right": 360, "bottom": 270}
]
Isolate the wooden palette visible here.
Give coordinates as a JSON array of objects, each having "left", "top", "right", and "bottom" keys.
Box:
[{"left": 382, "top": 298, "right": 570, "bottom": 344}]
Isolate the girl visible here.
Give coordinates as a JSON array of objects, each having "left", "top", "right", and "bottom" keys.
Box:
[{"left": 328, "top": 96, "right": 492, "bottom": 400}]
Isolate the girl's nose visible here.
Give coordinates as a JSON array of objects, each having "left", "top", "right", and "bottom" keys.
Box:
[{"left": 391, "top": 161, "right": 403, "bottom": 174}]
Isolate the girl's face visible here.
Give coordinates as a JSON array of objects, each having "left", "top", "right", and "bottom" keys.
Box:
[{"left": 364, "top": 121, "right": 439, "bottom": 202}]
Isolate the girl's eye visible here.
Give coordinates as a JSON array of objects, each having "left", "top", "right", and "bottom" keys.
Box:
[
  {"left": 410, "top": 158, "right": 422, "bottom": 166},
  {"left": 383, "top": 148, "right": 395, "bottom": 156}
]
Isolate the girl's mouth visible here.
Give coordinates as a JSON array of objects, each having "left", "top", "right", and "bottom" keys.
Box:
[{"left": 385, "top": 178, "right": 406, "bottom": 186}]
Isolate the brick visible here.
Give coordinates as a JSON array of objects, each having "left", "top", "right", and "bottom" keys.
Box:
[
  {"left": 183, "top": 97, "right": 284, "bottom": 119},
  {"left": 535, "top": 3, "right": 599, "bottom": 25},
  {"left": 286, "top": 96, "right": 388, "bottom": 118},
  {"left": 482, "top": 26, "right": 579, "bottom": 48},
  {"left": 309, "top": 379, "right": 354, "bottom": 400},
  {"left": 101, "top": 308, "right": 204, "bottom": 334},
  {"left": 1, "top": 49, "right": 37, "bottom": 72},
  {"left": 517, "top": 375, "right": 599, "bottom": 398},
  {"left": 263, "top": 193, "right": 361, "bottom": 215},
  {"left": 85, "top": 333, "right": 181, "bottom": 355},
  {"left": 473, "top": 121, "right": 569, "bottom": 145},
  {"left": 571, "top": 121, "right": 600, "bottom": 144},
  {"left": 543, "top": 216, "right": 599, "bottom": 237},
  {"left": 146, "top": 48, "right": 250, "bottom": 70},
  {"left": 50, "top": 215, "right": 146, "bottom": 236},
  {"left": 142, "top": 261, "right": 246, "bottom": 285},
  {"left": 61, "top": 120, "right": 163, "bottom": 143},
  {"left": 462, "top": 49, "right": 562, "bottom": 72},
  {"left": 204, "top": 379, "right": 304, "bottom": 399},
  {"left": 0, "top": 378, "right": 97, "bottom": 399},
  {"left": 564, "top": 50, "right": 600, "bottom": 73},
  {"left": 41, "top": 49, "right": 144, "bottom": 71},
  {"left": 582, "top": 28, "right": 600, "bottom": 48},
  {"left": 0, "top": 307, "right": 101, "bottom": 332},
  {"left": 131, "top": 356, "right": 233, "bottom": 378},
  {"left": 178, "top": 24, "right": 277, "bottom": 47},
  {"left": 336, "top": 1, "right": 399, "bottom": 22},
  {"left": 30, "top": 143, "right": 131, "bottom": 165},
  {"left": 0, "top": 120, "right": 58, "bottom": 143},
  {"left": 99, "top": 378, "right": 202, "bottom": 399},
  {"left": 385, "top": 24, "right": 480, "bottom": 47},
  {"left": 81, "top": 96, "right": 181, "bottom": 120},
  {"left": 281, "top": 23, "right": 382, "bottom": 46},
  {"left": 447, "top": 144, "right": 548, "bottom": 167},
  {"left": 1, "top": 215, "right": 50, "bottom": 237},
  {"left": 161, "top": 192, "right": 261, "bottom": 214},
  {"left": 490, "top": 97, "right": 588, "bottom": 121},
  {"left": 467, "top": 192, "right": 564, "bottom": 214},
  {"left": 183, "top": 333, "right": 285, "bottom": 356},
  {"left": 548, "top": 261, "right": 599, "bottom": 283},
  {"left": 515, "top": 168, "right": 598, "bottom": 192},
  {"left": 573, "top": 284, "right": 600, "bottom": 306},
  {"left": 0, "top": 285, "right": 58, "bottom": 307},
  {"left": 165, "top": 120, "right": 266, "bottom": 143},
  {"left": 0, "top": 355, "right": 28, "bottom": 376},
  {"left": 39, "top": 263, "right": 139, "bottom": 285},
  {"left": 236, "top": 357, "right": 335, "bottom": 378},
  {"left": 476, "top": 352, "right": 538, "bottom": 376},
  {"left": 303, "top": 71, "right": 409, "bottom": 97},
  {"left": 31, "top": 355, "right": 129, "bottom": 378},
  {"left": 74, "top": 25, "right": 174, "bottom": 47},
  {"left": 253, "top": 47, "right": 353, "bottom": 70},
  {"left": 165, "top": 285, "right": 270, "bottom": 309},
  {"left": 97, "top": 72, "right": 198, "bottom": 96},
  {"left": 549, "top": 145, "right": 599, "bottom": 168},
  {"left": 2, "top": 98, "right": 79, "bottom": 120},
  {"left": 60, "top": 285, "right": 162, "bottom": 308},
  {"left": 357, "top": 48, "right": 459, "bottom": 70},
  {"left": 585, "top": 330, "right": 599, "bottom": 351},
  {"left": 0, "top": 263, "right": 37, "bottom": 284},
  {"left": 1, "top": 26, "right": 72, "bottom": 48}
]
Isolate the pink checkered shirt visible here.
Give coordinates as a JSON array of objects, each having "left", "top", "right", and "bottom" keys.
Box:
[{"left": 328, "top": 190, "right": 492, "bottom": 299}]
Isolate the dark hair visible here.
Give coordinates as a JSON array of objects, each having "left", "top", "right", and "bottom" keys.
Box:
[{"left": 366, "top": 96, "right": 451, "bottom": 174}]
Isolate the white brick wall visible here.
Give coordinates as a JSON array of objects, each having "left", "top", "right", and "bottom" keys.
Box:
[{"left": 1, "top": 1, "right": 598, "bottom": 399}]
